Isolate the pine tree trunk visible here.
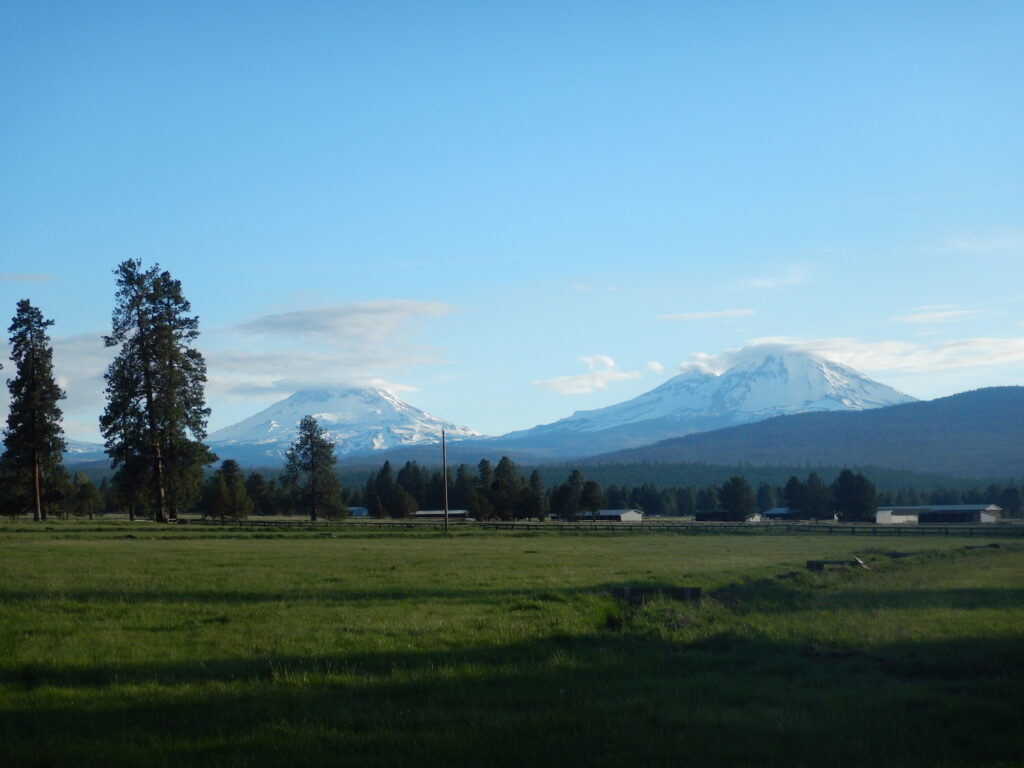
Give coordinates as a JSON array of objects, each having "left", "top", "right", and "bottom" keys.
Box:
[
  {"left": 30, "top": 383, "right": 42, "bottom": 521},
  {"left": 33, "top": 452, "right": 43, "bottom": 522},
  {"left": 137, "top": 314, "right": 169, "bottom": 523},
  {"left": 150, "top": 436, "right": 167, "bottom": 523},
  {"left": 310, "top": 470, "right": 318, "bottom": 521}
]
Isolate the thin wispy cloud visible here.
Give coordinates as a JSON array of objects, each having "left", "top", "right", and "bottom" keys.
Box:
[
  {"left": 209, "top": 374, "right": 419, "bottom": 400},
  {"left": 207, "top": 301, "right": 458, "bottom": 399},
  {"left": 535, "top": 355, "right": 643, "bottom": 395},
  {"left": 646, "top": 361, "right": 666, "bottom": 374},
  {"left": 685, "top": 336, "right": 1024, "bottom": 376},
  {"left": 233, "top": 300, "right": 456, "bottom": 341},
  {"left": 937, "top": 232, "right": 1024, "bottom": 253},
  {"left": 1, "top": 273, "right": 53, "bottom": 282},
  {"left": 892, "top": 306, "right": 981, "bottom": 323},
  {"left": 203, "top": 349, "right": 439, "bottom": 401},
  {"left": 579, "top": 354, "right": 617, "bottom": 370},
  {"left": 660, "top": 308, "right": 755, "bottom": 321},
  {"left": 740, "top": 265, "right": 807, "bottom": 289}
]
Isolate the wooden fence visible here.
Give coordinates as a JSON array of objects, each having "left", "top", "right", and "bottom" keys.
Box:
[{"left": 189, "top": 518, "right": 1024, "bottom": 537}]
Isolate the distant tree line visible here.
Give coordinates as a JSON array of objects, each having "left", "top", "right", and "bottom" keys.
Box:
[
  {"left": 20, "top": 457, "right": 1018, "bottom": 524},
  {"left": 601, "top": 470, "right": 1022, "bottom": 521},
  {"left": 327, "top": 462, "right": 1023, "bottom": 523},
  {"left": 877, "top": 483, "right": 1022, "bottom": 517},
  {"left": 355, "top": 457, "right": 547, "bottom": 520}
]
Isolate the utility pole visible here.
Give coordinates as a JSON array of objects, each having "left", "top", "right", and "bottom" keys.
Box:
[{"left": 442, "top": 430, "right": 449, "bottom": 533}]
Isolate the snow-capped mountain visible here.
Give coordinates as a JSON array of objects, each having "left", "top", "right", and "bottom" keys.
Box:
[
  {"left": 63, "top": 350, "right": 917, "bottom": 468},
  {"left": 208, "top": 388, "right": 482, "bottom": 464},
  {"left": 62, "top": 439, "right": 107, "bottom": 464},
  {"left": 496, "top": 348, "right": 916, "bottom": 456},
  {"left": 65, "top": 438, "right": 105, "bottom": 455}
]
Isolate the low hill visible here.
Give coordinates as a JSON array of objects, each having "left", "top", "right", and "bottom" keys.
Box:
[{"left": 588, "top": 387, "right": 1024, "bottom": 479}]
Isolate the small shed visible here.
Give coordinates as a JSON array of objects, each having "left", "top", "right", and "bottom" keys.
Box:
[{"left": 875, "top": 507, "right": 920, "bottom": 525}]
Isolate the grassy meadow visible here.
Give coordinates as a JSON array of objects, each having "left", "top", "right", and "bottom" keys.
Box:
[{"left": 1, "top": 521, "right": 1022, "bottom": 767}]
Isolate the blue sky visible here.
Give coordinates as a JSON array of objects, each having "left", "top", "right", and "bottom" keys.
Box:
[{"left": 2, "top": 1, "right": 1022, "bottom": 442}]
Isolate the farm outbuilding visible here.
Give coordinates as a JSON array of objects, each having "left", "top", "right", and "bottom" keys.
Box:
[
  {"left": 583, "top": 509, "right": 643, "bottom": 522},
  {"left": 875, "top": 508, "right": 920, "bottom": 525},
  {"left": 875, "top": 504, "right": 1003, "bottom": 524}
]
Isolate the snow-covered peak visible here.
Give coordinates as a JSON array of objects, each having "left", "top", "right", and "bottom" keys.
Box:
[
  {"left": 208, "top": 387, "right": 482, "bottom": 457},
  {"left": 511, "top": 348, "right": 916, "bottom": 437},
  {"left": 698, "top": 350, "right": 915, "bottom": 415}
]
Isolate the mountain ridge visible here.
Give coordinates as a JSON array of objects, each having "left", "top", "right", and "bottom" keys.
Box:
[{"left": 585, "top": 386, "right": 1024, "bottom": 479}]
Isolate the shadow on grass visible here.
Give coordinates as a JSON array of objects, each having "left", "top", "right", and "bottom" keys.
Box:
[
  {"left": 21, "top": 576, "right": 1021, "bottom": 610},
  {"left": 2, "top": 629, "right": 1022, "bottom": 768},
  {"left": 0, "top": 585, "right": 589, "bottom": 606},
  {"left": 711, "top": 577, "right": 1024, "bottom": 614},
  {"left": 0, "top": 572, "right": 710, "bottom": 606}
]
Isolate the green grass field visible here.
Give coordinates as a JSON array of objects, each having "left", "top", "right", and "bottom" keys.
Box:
[{"left": 1, "top": 522, "right": 1022, "bottom": 767}]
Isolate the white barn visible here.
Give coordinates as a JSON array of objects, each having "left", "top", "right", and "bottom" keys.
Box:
[
  {"left": 875, "top": 504, "right": 1003, "bottom": 524},
  {"left": 875, "top": 508, "right": 922, "bottom": 525}
]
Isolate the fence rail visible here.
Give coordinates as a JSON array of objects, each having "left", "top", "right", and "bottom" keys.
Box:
[{"left": 189, "top": 518, "right": 1024, "bottom": 537}]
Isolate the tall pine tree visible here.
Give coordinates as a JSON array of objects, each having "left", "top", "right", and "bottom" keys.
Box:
[
  {"left": 210, "top": 459, "right": 253, "bottom": 521},
  {"left": 2, "top": 300, "right": 66, "bottom": 521},
  {"left": 99, "top": 260, "right": 214, "bottom": 522},
  {"left": 284, "top": 415, "right": 344, "bottom": 521},
  {"left": 831, "top": 469, "right": 877, "bottom": 522},
  {"left": 719, "top": 476, "right": 757, "bottom": 521}
]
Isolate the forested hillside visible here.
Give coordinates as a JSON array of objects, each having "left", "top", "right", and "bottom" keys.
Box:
[{"left": 592, "top": 387, "right": 1024, "bottom": 479}]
